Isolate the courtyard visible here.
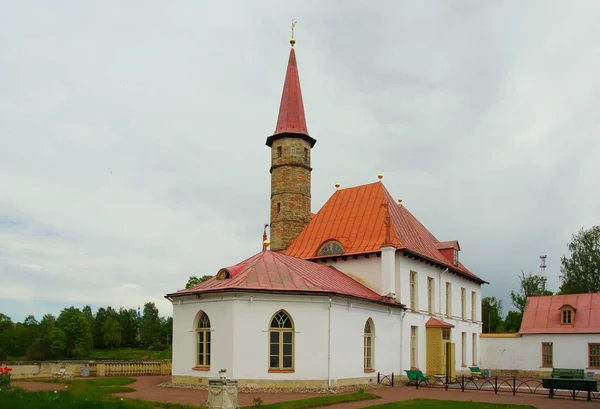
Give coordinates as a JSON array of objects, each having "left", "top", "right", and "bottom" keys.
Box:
[{"left": 7, "top": 375, "right": 598, "bottom": 409}]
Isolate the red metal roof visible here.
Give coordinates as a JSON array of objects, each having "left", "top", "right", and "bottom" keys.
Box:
[
  {"left": 273, "top": 47, "right": 308, "bottom": 136},
  {"left": 520, "top": 293, "right": 600, "bottom": 334},
  {"left": 426, "top": 317, "right": 455, "bottom": 328},
  {"left": 168, "top": 250, "right": 405, "bottom": 308},
  {"left": 285, "top": 182, "right": 484, "bottom": 283}
]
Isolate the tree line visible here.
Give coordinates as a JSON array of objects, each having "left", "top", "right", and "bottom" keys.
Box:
[
  {"left": 483, "top": 225, "right": 600, "bottom": 333},
  {"left": 0, "top": 302, "right": 172, "bottom": 361}
]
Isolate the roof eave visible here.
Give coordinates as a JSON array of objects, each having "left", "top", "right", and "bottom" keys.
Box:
[{"left": 166, "top": 287, "right": 406, "bottom": 309}]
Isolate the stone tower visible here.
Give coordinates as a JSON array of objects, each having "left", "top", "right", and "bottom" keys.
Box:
[{"left": 265, "top": 40, "right": 316, "bottom": 252}]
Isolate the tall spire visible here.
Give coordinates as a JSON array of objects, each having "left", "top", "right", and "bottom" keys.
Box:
[{"left": 266, "top": 24, "right": 316, "bottom": 148}]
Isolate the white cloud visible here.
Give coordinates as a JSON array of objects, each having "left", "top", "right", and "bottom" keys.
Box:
[{"left": 1, "top": 1, "right": 599, "bottom": 320}]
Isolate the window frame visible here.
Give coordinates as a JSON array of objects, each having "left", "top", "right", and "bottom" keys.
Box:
[
  {"left": 268, "top": 310, "right": 295, "bottom": 372},
  {"left": 589, "top": 343, "right": 600, "bottom": 369},
  {"left": 410, "top": 326, "right": 418, "bottom": 369},
  {"left": 461, "top": 332, "right": 467, "bottom": 367},
  {"left": 317, "top": 240, "right": 345, "bottom": 257},
  {"left": 427, "top": 277, "right": 434, "bottom": 314},
  {"left": 472, "top": 333, "right": 477, "bottom": 366},
  {"left": 471, "top": 291, "right": 477, "bottom": 321},
  {"left": 363, "top": 319, "right": 375, "bottom": 372},
  {"left": 461, "top": 287, "right": 466, "bottom": 320},
  {"left": 542, "top": 342, "right": 553, "bottom": 368},
  {"left": 410, "top": 271, "right": 418, "bottom": 311},
  {"left": 194, "top": 311, "right": 211, "bottom": 370}
]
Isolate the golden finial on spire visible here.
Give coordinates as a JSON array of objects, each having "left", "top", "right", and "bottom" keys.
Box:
[{"left": 290, "top": 19, "right": 297, "bottom": 46}]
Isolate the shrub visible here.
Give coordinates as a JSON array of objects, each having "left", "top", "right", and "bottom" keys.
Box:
[{"left": 0, "top": 366, "right": 12, "bottom": 389}]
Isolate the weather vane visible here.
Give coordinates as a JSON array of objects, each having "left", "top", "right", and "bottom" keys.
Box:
[{"left": 290, "top": 19, "right": 297, "bottom": 46}]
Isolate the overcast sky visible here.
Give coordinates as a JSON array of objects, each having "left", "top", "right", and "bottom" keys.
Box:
[{"left": 1, "top": 1, "right": 599, "bottom": 322}]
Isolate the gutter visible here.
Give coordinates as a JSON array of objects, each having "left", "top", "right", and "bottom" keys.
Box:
[{"left": 327, "top": 297, "right": 332, "bottom": 389}]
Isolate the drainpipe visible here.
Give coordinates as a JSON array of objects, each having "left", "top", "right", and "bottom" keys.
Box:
[
  {"left": 327, "top": 297, "right": 332, "bottom": 389},
  {"left": 399, "top": 309, "right": 406, "bottom": 375},
  {"left": 439, "top": 268, "right": 449, "bottom": 316}
]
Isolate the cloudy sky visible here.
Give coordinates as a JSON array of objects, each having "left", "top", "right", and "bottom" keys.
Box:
[{"left": 1, "top": 1, "right": 599, "bottom": 322}]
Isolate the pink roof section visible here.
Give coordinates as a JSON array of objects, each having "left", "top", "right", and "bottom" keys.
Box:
[
  {"left": 520, "top": 293, "right": 600, "bottom": 334},
  {"left": 426, "top": 317, "right": 455, "bottom": 328},
  {"left": 168, "top": 251, "right": 405, "bottom": 308},
  {"left": 273, "top": 47, "right": 309, "bottom": 136},
  {"left": 285, "top": 182, "right": 484, "bottom": 283}
]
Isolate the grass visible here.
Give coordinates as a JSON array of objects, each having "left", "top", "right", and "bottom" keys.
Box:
[
  {"left": 2, "top": 377, "right": 199, "bottom": 409},
  {"left": 244, "top": 390, "right": 379, "bottom": 409},
  {"left": 362, "top": 398, "right": 536, "bottom": 409},
  {"left": 7, "top": 347, "right": 172, "bottom": 362},
  {"left": 88, "top": 347, "right": 171, "bottom": 361}
]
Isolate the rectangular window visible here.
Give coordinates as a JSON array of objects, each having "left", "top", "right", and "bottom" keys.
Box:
[
  {"left": 562, "top": 309, "right": 573, "bottom": 324},
  {"left": 453, "top": 249, "right": 459, "bottom": 266},
  {"left": 427, "top": 277, "right": 434, "bottom": 313},
  {"left": 304, "top": 148, "right": 309, "bottom": 163},
  {"left": 461, "top": 288, "right": 466, "bottom": 320},
  {"left": 277, "top": 146, "right": 282, "bottom": 158},
  {"left": 446, "top": 282, "right": 452, "bottom": 317},
  {"left": 471, "top": 291, "right": 477, "bottom": 321},
  {"left": 410, "top": 326, "right": 418, "bottom": 368},
  {"left": 542, "top": 342, "right": 553, "bottom": 368},
  {"left": 410, "top": 271, "right": 418, "bottom": 311},
  {"left": 462, "top": 332, "right": 467, "bottom": 367},
  {"left": 589, "top": 343, "right": 600, "bottom": 368},
  {"left": 442, "top": 329, "right": 450, "bottom": 341},
  {"left": 472, "top": 333, "right": 477, "bottom": 365}
]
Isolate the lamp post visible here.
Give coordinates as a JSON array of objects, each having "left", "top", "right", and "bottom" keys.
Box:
[{"left": 488, "top": 297, "right": 497, "bottom": 333}]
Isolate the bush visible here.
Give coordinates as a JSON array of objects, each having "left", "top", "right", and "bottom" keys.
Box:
[{"left": 0, "top": 366, "right": 12, "bottom": 389}]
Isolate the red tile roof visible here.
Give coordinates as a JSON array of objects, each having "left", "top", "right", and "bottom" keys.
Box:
[
  {"left": 285, "top": 182, "right": 485, "bottom": 283},
  {"left": 167, "top": 250, "right": 405, "bottom": 308},
  {"left": 520, "top": 293, "right": 600, "bottom": 334},
  {"left": 273, "top": 48, "right": 308, "bottom": 136},
  {"left": 425, "top": 317, "right": 455, "bottom": 328}
]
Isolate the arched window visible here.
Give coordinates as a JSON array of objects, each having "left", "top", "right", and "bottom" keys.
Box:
[
  {"left": 317, "top": 240, "right": 344, "bottom": 256},
  {"left": 364, "top": 319, "right": 374, "bottom": 371},
  {"left": 196, "top": 312, "right": 211, "bottom": 368},
  {"left": 269, "top": 310, "right": 294, "bottom": 371}
]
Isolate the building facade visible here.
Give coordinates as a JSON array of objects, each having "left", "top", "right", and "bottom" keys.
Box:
[{"left": 167, "top": 37, "right": 486, "bottom": 388}]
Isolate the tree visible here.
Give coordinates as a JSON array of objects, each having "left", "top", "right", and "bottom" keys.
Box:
[
  {"left": 49, "top": 327, "right": 67, "bottom": 357},
  {"left": 510, "top": 270, "right": 553, "bottom": 313},
  {"left": 94, "top": 307, "right": 107, "bottom": 349},
  {"left": 27, "top": 314, "right": 56, "bottom": 360},
  {"left": 140, "top": 302, "right": 161, "bottom": 347},
  {"left": 185, "top": 275, "right": 212, "bottom": 289},
  {"left": 119, "top": 308, "right": 139, "bottom": 347},
  {"left": 481, "top": 297, "right": 503, "bottom": 333},
  {"left": 559, "top": 225, "right": 600, "bottom": 294},
  {"left": 56, "top": 307, "right": 93, "bottom": 358},
  {"left": 102, "top": 316, "right": 122, "bottom": 349},
  {"left": 504, "top": 311, "right": 523, "bottom": 333}
]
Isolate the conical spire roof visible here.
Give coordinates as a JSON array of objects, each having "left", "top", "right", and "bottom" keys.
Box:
[{"left": 266, "top": 45, "right": 316, "bottom": 147}]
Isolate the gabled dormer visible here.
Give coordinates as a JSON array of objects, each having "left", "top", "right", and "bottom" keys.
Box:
[
  {"left": 559, "top": 304, "right": 576, "bottom": 325},
  {"left": 436, "top": 241, "right": 461, "bottom": 267}
]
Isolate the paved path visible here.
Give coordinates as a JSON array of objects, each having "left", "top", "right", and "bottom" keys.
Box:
[{"left": 14, "top": 376, "right": 598, "bottom": 408}]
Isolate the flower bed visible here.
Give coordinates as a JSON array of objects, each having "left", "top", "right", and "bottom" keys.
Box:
[{"left": 0, "top": 366, "right": 12, "bottom": 389}]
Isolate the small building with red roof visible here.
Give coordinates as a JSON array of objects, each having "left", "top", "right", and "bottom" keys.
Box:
[
  {"left": 480, "top": 294, "right": 600, "bottom": 377},
  {"left": 167, "top": 31, "right": 487, "bottom": 388}
]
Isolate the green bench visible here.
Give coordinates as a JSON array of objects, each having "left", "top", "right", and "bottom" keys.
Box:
[
  {"left": 405, "top": 369, "right": 430, "bottom": 386},
  {"left": 469, "top": 366, "right": 488, "bottom": 379},
  {"left": 551, "top": 368, "right": 585, "bottom": 379},
  {"left": 542, "top": 377, "right": 598, "bottom": 401}
]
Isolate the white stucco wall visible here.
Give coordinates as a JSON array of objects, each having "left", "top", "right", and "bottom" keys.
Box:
[
  {"left": 172, "top": 291, "right": 405, "bottom": 384},
  {"left": 480, "top": 334, "right": 600, "bottom": 374}
]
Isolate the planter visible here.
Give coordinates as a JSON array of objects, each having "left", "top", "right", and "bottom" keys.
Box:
[{"left": 219, "top": 371, "right": 227, "bottom": 380}]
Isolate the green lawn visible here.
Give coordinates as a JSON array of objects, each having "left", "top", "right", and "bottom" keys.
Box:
[
  {"left": 363, "top": 398, "right": 536, "bottom": 409},
  {"left": 7, "top": 347, "right": 171, "bottom": 362},
  {"left": 2, "top": 377, "right": 197, "bottom": 409},
  {"left": 88, "top": 347, "right": 171, "bottom": 360},
  {"left": 244, "top": 391, "right": 379, "bottom": 409}
]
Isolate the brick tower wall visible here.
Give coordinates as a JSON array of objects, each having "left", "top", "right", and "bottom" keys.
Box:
[{"left": 269, "top": 137, "right": 312, "bottom": 252}]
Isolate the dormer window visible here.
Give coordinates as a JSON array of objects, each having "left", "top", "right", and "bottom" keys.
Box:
[
  {"left": 453, "top": 249, "right": 459, "bottom": 266},
  {"left": 216, "top": 268, "right": 231, "bottom": 280},
  {"left": 317, "top": 240, "right": 344, "bottom": 256},
  {"left": 559, "top": 304, "right": 576, "bottom": 325}
]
